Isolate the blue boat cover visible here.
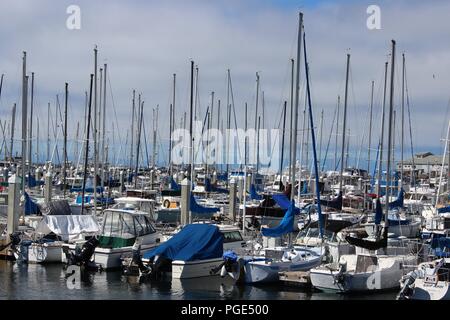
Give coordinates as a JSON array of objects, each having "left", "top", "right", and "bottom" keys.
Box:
[
  {"left": 272, "top": 194, "right": 300, "bottom": 214},
  {"left": 170, "top": 177, "right": 181, "bottom": 191},
  {"left": 431, "top": 237, "right": 450, "bottom": 250},
  {"left": 388, "top": 189, "right": 404, "bottom": 209},
  {"left": 190, "top": 195, "right": 220, "bottom": 214},
  {"left": 438, "top": 206, "right": 450, "bottom": 214},
  {"left": 24, "top": 192, "right": 40, "bottom": 215},
  {"left": 143, "top": 224, "right": 223, "bottom": 261},
  {"left": 217, "top": 172, "right": 228, "bottom": 181},
  {"left": 223, "top": 250, "right": 238, "bottom": 263},
  {"left": 300, "top": 183, "right": 308, "bottom": 195},
  {"left": 250, "top": 184, "right": 263, "bottom": 200},
  {"left": 374, "top": 199, "right": 383, "bottom": 225},
  {"left": 261, "top": 200, "right": 295, "bottom": 237}
]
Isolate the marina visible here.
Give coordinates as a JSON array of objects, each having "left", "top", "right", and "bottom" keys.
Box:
[{"left": 1, "top": 1, "right": 450, "bottom": 305}]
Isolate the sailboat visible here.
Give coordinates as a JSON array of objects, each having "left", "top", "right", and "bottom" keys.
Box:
[{"left": 310, "top": 41, "right": 418, "bottom": 293}]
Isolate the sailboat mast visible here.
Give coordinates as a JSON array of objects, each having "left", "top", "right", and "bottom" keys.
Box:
[
  {"left": 339, "top": 54, "right": 350, "bottom": 195},
  {"left": 130, "top": 90, "right": 135, "bottom": 170},
  {"left": 188, "top": 61, "right": 194, "bottom": 185},
  {"left": 400, "top": 54, "right": 405, "bottom": 190},
  {"left": 81, "top": 74, "right": 94, "bottom": 215},
  {"left": 385, "top": 40, "right": 396, "bottom": 223},
  {"left": 11, "top": 103, "right": 16, "bottom": 161},
  {"left": 280, "top": 101, "right": 287, "bottom": 190},
  {"left": 290, "top": 12, "right": 303, "bottom": 201},
  {"left": 93, "top": 46, "right": 98, "bottom": 215},
  {"left": 289, "top": 59, "right": 294, "bottom": 184},
  {"left": 377, "top": 62, "right": 389, "bottom": 197},
  {"left": 47, "top": 102, "right": 50, "bottom": 162},
  {"left": 21, "top": 52, "right": 28, "bottom": 195},
  {"left": 28, "top": 72, "right": 34, "bottom": 178},
  {"left": 63, "top": 83, "right": 68, "bottom": 197},
  {"left": 102, "top": 63, "right": 107, "bottom": 191},
  {"left": 303, "top": 31, "right": 324, "bottom": 238}
]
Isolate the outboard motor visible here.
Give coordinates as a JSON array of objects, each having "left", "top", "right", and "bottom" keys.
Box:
[
  {"left": 64, "top": 236, "right": 99, "bottom": 269},
  {"left": 123, "top": 237, "right": 151, "bottom": 277},
  {"left": 211, "top": 251, "right": 243, "bottom": 282}
]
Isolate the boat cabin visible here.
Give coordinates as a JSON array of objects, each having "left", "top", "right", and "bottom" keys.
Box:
[{"left": 99, "top": 210, "right": 156, "bottom": 248}]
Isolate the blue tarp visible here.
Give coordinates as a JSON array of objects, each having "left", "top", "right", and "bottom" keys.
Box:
[
  {"left": 217, "top": 172, "right": 228, "bottom": 181},
  {"left": 143, "top": 224, "right": 224, "bottom": 261},
  {"left": 272, "top": 194, "right": 300, "bottom": 214},
  {"left": 431, "top": 237, "right": 450, "bottom": 250},
  {"left": 438, "top": 206, "right": 450, "bottom": 214},
  {"left": 374, "top": 199, "right": 383, "bottom": 225},
  {"left": 250, "top": 184, "right": 263, "bottom": 200},
  {"left": 261, "top": 200, "right": 296, "bottom": 237},
  {"left": 190, "top": 195, "right": 220, "bottom": 214},
  {"left": 24, "top": 192, "right": 40, "bottom": 215},
  {"left": 170, "top": 177, "right": 181, "bottom": 191},
  {"left": 388, "top": 189, "right": 404, "bottom": 209}
]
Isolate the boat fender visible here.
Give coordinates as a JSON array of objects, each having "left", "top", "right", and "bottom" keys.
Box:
[{"left": 163, "top": 199, "right": 171, "bottom": 208}]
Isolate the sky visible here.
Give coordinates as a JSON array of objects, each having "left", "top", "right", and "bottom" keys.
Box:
[{"left": 0, "top": 0, "right": 449, "bottom": 168}]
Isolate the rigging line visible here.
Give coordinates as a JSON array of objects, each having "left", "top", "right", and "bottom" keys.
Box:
[
  {"left": 228, "top": 70, "right": 243, "bottom": 162},
  {"left": 404, "top": 60, "right": 416, "bottom": 188},
  {"left": 322, "top": 102, "right": 338, "bottom": 171},
  {"left": 107, "top": 70, "right": 125, "bottom": 154}
]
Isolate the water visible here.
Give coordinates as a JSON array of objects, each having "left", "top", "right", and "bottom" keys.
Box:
[{"left": 0, "top": 261, "right": 396, "bottom": 300}]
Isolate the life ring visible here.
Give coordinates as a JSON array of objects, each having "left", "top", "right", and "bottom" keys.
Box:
[{"left": 163, "top": 199, "right": 171, "bottom": 208}]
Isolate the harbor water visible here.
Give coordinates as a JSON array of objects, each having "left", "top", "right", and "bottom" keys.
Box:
[{"left": 0, "top": 261, "right": 396, "bottom": 300}]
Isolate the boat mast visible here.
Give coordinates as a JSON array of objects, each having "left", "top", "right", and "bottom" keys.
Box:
[
  {"left": 28, "top": 72, "right": 34, "bottom": 180},
  {"left": 376, "top": 62, "right": 389, "bottom": 198},
  {"left": 47, "top": 102, "right": 50, "bottom": 162},
  {"left": 81, "top": 74, "right": 94, "bottom": 215},
  {"left": 130, "top": 90, "right": 135, "bottom": 171},
  {"left": 290, "top": 12, "right": 303, "bottom": 201},
  {"left": 339, "top": 54, "right": 350, "bottom": 196},
  {"left": 93, "top": 46, "right": 98, "bottom": 216},
  {"left": 400, "top": 53, "right": 405, "bottom": 191},
  {"left": 188, "top": 60, "right": 194, "bottom": 195},
  {"left": 102, "top": 63, "right": 107, "bottom": 191},
  {"left": 303, "top": 31, "right": 324, "bottom": 238},
  {"left": 289, "top": 59, "right": 294, "bottom": 185},
  {"left": 10, "top": 103, "right": 16, "bottom": 161},
  {"left": 21, "top": 52, "right": 28, "bottom": 196},
  {"left": 280, "top": 101, "right": 287, "bottom": 191},
  {"left": 63, "top": 82, "right": 68, "bottom": 197},
  {"left": 385, "top": 40, "right": 396, "bottom": 225}
]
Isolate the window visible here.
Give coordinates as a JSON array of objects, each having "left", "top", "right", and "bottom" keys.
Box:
[{"left": 222, "top": 231, "right": 243, "bottom": 243}]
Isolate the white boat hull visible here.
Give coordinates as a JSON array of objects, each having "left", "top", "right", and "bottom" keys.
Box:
[
  {"left": 172, "top": 258, "right": 224, "bottom": 279},
  {"left": 411, "top": 279, "right": 450, "bottom": 300},
  {"left": 365, "top": 221, "right": 421, "bottom": 238}
]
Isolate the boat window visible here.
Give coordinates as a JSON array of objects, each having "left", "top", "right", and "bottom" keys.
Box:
[
  {"left": 119, "top": 213, "right": 136, "bottom": 239},
  {"left": 144, "top": 216, "right": 156, "bottom": 234},
  {"left": 141, "top": 202, "right": 153, "bottom": 213},
  {"left": 355, "top": 255, "right": 378, "bottom": 273},
  {"left": 222, "top": 231, "right": 243, "bottom": 243}
]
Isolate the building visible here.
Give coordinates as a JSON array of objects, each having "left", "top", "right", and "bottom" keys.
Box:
[{"left": 397, "top": 152, "right": 449, "bottom": 177}]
